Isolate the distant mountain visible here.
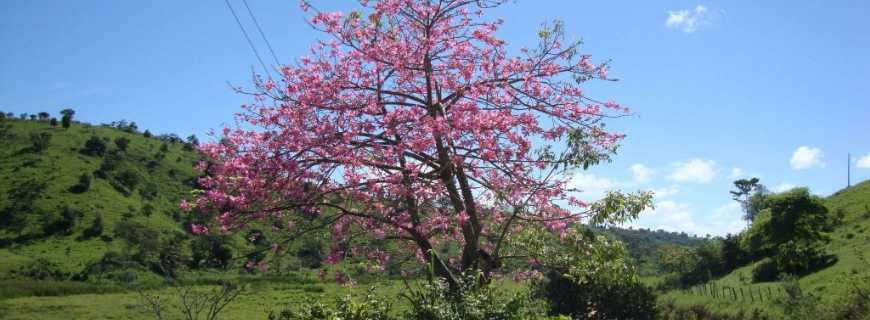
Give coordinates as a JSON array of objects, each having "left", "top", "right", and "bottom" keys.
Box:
[{"left": 596, "top": 226, "right": 708, "bottom": 275}]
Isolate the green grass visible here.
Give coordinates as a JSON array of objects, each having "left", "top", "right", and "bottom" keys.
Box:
[{"left": 658, "top": 180, "right": 870, "bottom": 316}]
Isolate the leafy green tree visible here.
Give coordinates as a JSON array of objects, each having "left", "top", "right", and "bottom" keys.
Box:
[
  {"left": 731, "top": 177, "right": 769, "bottom": 222},
  {"left": 49, "top": 117, "right": 58, "bottom": 127},
  {"left": 60, "top": 108, "right": 75, "bottom": 129},
  {"left": 742, "top": 188, "right": 830, "bottom": 256},
  {"left": 37, "top": 112, "right": 50, "bottom": 120},
  {"left": 143, "top": 129, "right": 152, "bottom": 138}
]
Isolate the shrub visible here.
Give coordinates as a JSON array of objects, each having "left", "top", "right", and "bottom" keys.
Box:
[
  {"left": 774, "top": 240, "right": 835, "bottom": 276},
  {"left": 402, "top": 271, "right": 544, "bottom": 320},
  {"left": 536, "top": 271, "right": 657, "bottom": 320},
  {"left": 69, "top": 172, "right": 92, "bottom": 193},
  {"left": 50, "top": 117, "right": 58, "bottom": 126},
  {"left": 81, "top": 135, "right": 108, "bottom": 156},
  {"left": 29, "top": 132, "right": 52, "bottom": 153},
  {"left": 114, "top": 169, "right": 141, "bottom": 195},
  {"left": 42, "top": 206, "right": 78, "bottom": 236},
  {"left": 751, "top": 258, "right": 779, "bottom": 283},
  {"left": 115, "top": 136, "right": 130, "bottom": 152},
  {"left": 269, "top": 287, "right": 394, "bottom": 320},
  {"left": 12, "top": 258, "right": 69, "bottom": 281},
  {"left": 83, "top": 214, "right": 105, "bottom": 238}
]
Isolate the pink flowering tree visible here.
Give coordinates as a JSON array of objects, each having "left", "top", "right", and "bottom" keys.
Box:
[{"left": 185, "top": 0, "right": 650, "bottom": 287}]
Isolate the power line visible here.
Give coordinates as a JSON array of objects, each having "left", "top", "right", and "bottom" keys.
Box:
[
  {"left": 241, "top": 0, "right": 281, "bottom": 66},
  {"left": 224, "top": 0, "right": 270, "bottom": 76}
]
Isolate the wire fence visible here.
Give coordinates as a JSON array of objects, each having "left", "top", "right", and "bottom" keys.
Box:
[{"left": 681, "top": 282, "right": 784, "bottom": 304}]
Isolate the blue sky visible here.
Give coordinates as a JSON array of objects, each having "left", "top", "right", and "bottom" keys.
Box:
[{"left": 2, "top": 1, "right": 868, "bottom": 236}]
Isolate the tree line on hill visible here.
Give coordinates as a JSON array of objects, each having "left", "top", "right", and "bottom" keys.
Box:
[{"left": 657, "top": 178, "right": 840, "bottom": 289}]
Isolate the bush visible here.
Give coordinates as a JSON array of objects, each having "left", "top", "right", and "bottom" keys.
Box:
[
  {"left": 42, "top": 206, "right": 78, "bottom": 236},
  {"left": 113, "top": 169, "right": 141, "bottom": 195},
  {"left": 270, "top": 287, "right": 395, "bottom": 320},
  {"left": 69, "top": 173, "right": 92, "bottom": 193},
  {"left": 83, "top": 214, "right": 104, "bottom": 238},
  {"left": 12, "top": 258, "right": 69, "bottom": 281},
  {"left": 81, "top": 135, "right": 108, "bottom": 156},
  {"left": 402, "top": 271, "right": 544, "bottom": 320},
  {"left": 774, "top": 240, "right": 835, "bottom": 276},
  {"left": 29, "top": 132, "right": 52, "bottom": 153},
  {"left": 115, "top": 136, "right": 130, "bottom": 152},
  {"left": 751, "top": 258, "right": 779, "bottom": 283},
  {"left": 536, "top": 271, "right": 657, "bottom": 320}
]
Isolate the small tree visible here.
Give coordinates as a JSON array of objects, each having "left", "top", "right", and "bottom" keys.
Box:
[
  {"left": 731, "top": 177, "right": 769, "bottom": 223},
  {"left": 60, "top": 108, "right": 75, "bottom": 129},
  {"left": 115, "top": 137, "right": 131, "bottom": 152},
  {"left": 144, "top": 130, "right": 153, "bottom": 138},
  {"left": 50, "top": 118, "right": 59, "bottom": 127},
  {"left": 37, "top": 112, "right": 50, "bottom": 121},
  {"left": 29, "top": 114, "right": 37, "bottom": 121},
  {"left": 30, "top": 132, "right": 52, "bottom": 153},
  {"left": 81, "top": 135, "right": 108, "bottom": 156}
]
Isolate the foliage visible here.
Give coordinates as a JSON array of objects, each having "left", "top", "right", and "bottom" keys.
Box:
[
  {"left": 402, "top": 270, "right": 544, "bottom": 320},
  {"left": 269, "top": 287, "right": 395, "bottom": 320},
  {"left": 536, "top": 270, "right": 657, "bottom": 319},
  {"left": 730, "top": 178, "right": 770, "bottom": 223},
  {"left": 29, "top": 132, "right": 52, "bottom": 153},
  {"left": 741, "top": 188, "right": 831, "bottom": 257},
  {"left": 81, "top": 135, "right": 108, "bottom": 156},
  {"left": 82, "top": 214, "right": 105, "bottom": 238},
  {"left": 115, "top": 136, "right": 131, "bottom": 152},
  {"left": 187, "top": 0, "right": 648, "bottom": 286},
  {"left": 60, "top": 108, "right": 75, "bottom": 128}
]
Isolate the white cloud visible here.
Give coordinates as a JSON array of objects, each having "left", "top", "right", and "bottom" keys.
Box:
[
  {"left": 729, "top": 167, "right": 744, "bottom": 179},
  {"left": 790, "top": 146, "right": 825, "bottom": 170},
  {"left": 653, "top": 185, "right": 681, "bottom": 199},
  {"left": 630, "top": 164, "right": 654, "bottom": 184},
  {"left": 773, "top": 182, "right": 797, "bottom": 193},
  {"left": 627, "top": 200, "right": 746, "bottom": 236},
  {"left": 666, "top": 5, "right": 709, "bottom": 33},
  {"left": 567, "top": 173, "right": 618, "bottom": 201},
  {"left": 668, "top": 159, "right": 717, "bottom": 183},
  {"left": 856, "top": 153, "right": 870, "bottom": 169},
  {"left": 710, "top": 202, "right": 748, "bottom": 235}
]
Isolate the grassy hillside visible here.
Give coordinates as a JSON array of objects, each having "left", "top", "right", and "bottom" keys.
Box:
[
  {"left": 659, "top": 180, "right": 870, "bottom": 317},
  {"left": 0, "top": 118, "right": 201, "bottom": 277}
]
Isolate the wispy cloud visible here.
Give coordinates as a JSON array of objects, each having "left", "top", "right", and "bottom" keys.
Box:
[
  {"left": 728, "top": 167, "right": 744, "bottom": 179},
  {"left": 566, "top": 173, "right": 619, "bottom": 201},
  {"left": 773, "top": 182, "right": 797, "bottom": 193},
  {"left": 666, "top": 5, "right": 710, "bottom": 33},
  {"left": 668, "top": 159, "right": 717, "bottom": 183},
  {"left": 790, "top": 146, "right": 825, "bottom": 170},
  {"left": 630, "top": 163, "right": 654, "bottom": 184},
  {"left": 856, "top": 153, "right": 870, "bottom": 169}
]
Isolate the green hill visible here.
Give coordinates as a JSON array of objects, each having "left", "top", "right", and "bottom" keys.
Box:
[
  {"left": 659, "top": 180, "right": 870, "bottom": 317},
  {"left": 0, "top": 117, "right": 201, "bottom": 277}
]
